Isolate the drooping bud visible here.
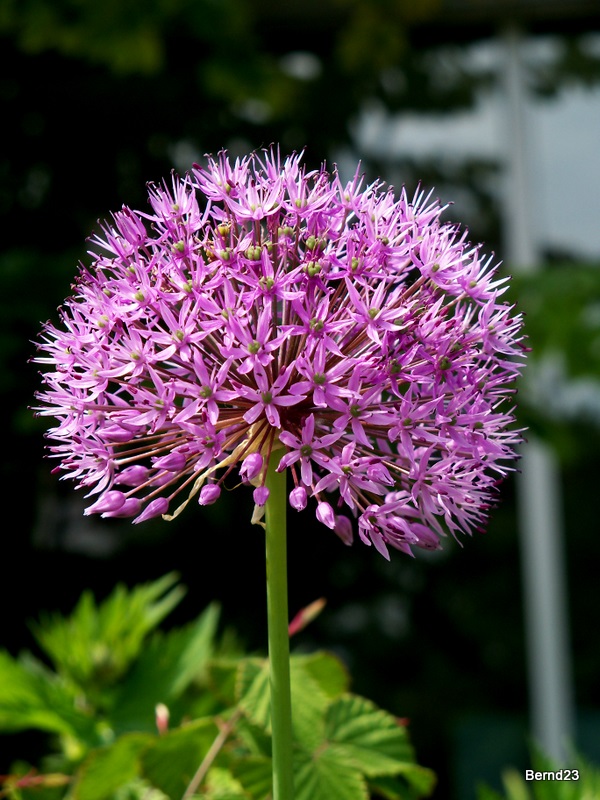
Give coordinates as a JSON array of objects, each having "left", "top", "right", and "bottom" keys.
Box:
[
  {"left": 101, "top": 497, "right": 142, "bottom": 518},
  {"left": 152, "top": 452, "right": 187, "bottom": 472},
  {"left": 85, "top": 490, "right": 126, "bottom": 516},
  {"left": 240, "top": 453, "right": 263, "bottom": 483},
  {"left": 199, "top": 483, "right": 221, "bottom": 505},
  {"left": 413, "top": 524, "right": 442, "bottom": 551},
  {"left": 289, "top": 486, "right": 307, "bottom": 511},
  {"left": 334, "top": 515, "right": 353, "bottom": 546},
  {"left": 115, "top": 465, "right": 150, "bottom": 487},
  {"left": 133, "top": 497, "right": 169, "bottom": 524},
  {"left": 101, "top": 425, "right": 136, "bottom": 443},
  {"left": 316, "top": 501, "right": 336, "bottom": 529},
  {"left": 253, "top": 486, "right": 270, "bottom": 506}
]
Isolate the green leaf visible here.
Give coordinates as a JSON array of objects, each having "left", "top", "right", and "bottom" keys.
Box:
[
  {"left": 325, "top": 694, "right": 414, "bottom": 776},
  {"left": 140, "top": 718, "right": 218, "bottom": 798},
  {"left": 72, "top": 733, "right": 152, "bottom": 800},
  {"left": 32, "top": 573, "right": 186, "bottom": 691},
  {"left": 292, "top": 651, "right": 349, "bottom": 701},
  {"left": 289, "top": 658, "right": 332, "bottom": 750},
  {"left": 236, "top": 654, "right": 336, "bottom": 750},
  {"left": 368, "top": 773, "right": 436, "bottom": 800},
  {"left": 0, "top": 650, "right": 94, "bottom": 742},
  {"left": 236, "top": 658, "right": 271, "bottom": 731},
  {"left": 203, "top": 766, "right": 247, "bottom": 799},
  {"left": 233, "top": 715, "right": 273, "bottom": 759},
  {"left": 229, "top": 755, "right": 273, "bottom": 799},
  {"left": 325, "top": 695, "right": 436, "bottom": 796},
  {"left": 499, "top": 770, "right": 532, "bottom": 800},
  {"left": 109, "top": 603, "right": 220, "bottom": 733},
  {"left": 293, "top": 745, "right": 368, "bottom": 800},
  {"left": 475, "top": 784, "right": 506, "bottom": 800},
  {"left": 206, "top": 658, "right": 240, "bottom": 707},
  {"left": 169, "top": 603, "right": 221, "bottom": 696}
]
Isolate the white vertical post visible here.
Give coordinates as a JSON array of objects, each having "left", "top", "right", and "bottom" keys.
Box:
[{"left": 501, "top": 23, "right": 574, "bottom": 763}]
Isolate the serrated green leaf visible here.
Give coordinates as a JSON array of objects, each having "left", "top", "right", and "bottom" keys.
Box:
[
  {"left": 234, "top": 715, "right": 273, "bottom": 759},
  {"left": 293, "top": 651, "right": 349, "bottom": 701},
  {"left": 229, "top": 755, "right": 272, "bottom": 799},
  {"left": 0, "top": 650, "right": 95, "bottom": 742},
  {"left": 325, "top": 694, "right": 414, "bottom": 776},
  {"left": 109, "top": 603, "right": 220, "bottom": 733},
  {"left": 206, "top": 658, "right": 240, "bottom": 707},
  {"left": 72, "top": 733, "right": 152, "bottom": 800},
  {"left": 289, "top": 658, "right": 331, "bottom": 750},
  {"left": 32, "top": 573, "right": 185, "bottom": 691},
  {"left": 293, "top": 744, "right": 368, "bottom": 800},
  {"left": 140, "top": 718, "right": 218, "bottom": 798},
  {"left": 170, "top": 602, "right": 220, "bottom": 696},
  {"left": 203, "top": 766, "right": 247, "bottom": 799},
  {"left": 368, "top": 771, "right": 436, "bottom": 800},
  {"left": 236, "top": 655, "right": 334, "bottom": 749},
  {"left": 237, "top": 658, "right": 272, "bottom": 731}
]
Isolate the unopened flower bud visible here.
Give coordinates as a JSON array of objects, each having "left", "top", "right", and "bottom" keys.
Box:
[
  {"left": 334, "top": 515, "right": 353, "bottom": 546},
  {"left": 240, "top": 453, "right": 263, "bottom": 483},
  {"left": 101, "top": 497, "right": 142, "bottom": 518},
  {"left": 253, "top": 486, "right": 270, "bottom": 506},
  {"left": 85, "top": 490, "right": 126, "bottom": 516},
  {"left": 288, "top": 597, "right": 327, "bottom": 637},
  {"left": 101, "top": 424, "right": 135, "bottom": 443},
  {"left": 152, "top": 452, "right": 187, "bottom": 472},
  {"left": 155, "top": 703, "right": 170, "bottom": 735},
  {"left": 115, "top": 465, "right": 150, "bottom": 487},
  {"left": 316, "top": 501, "right": 336, "bottom": 529},
  {"left": 133, "top": 497, "right": 169, "bottom": 524},
  {"left": 289, "top": 486, "right": 307, "bottom": 511},
  {"left": 199, "top": 483, "right": 221, "bottom": 505},
  {"left": 413, "top": 524, "right": 441, "bottom": 551}
]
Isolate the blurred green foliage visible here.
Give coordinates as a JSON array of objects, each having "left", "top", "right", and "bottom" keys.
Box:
[
  {"left": 0, "top": 574, "right": 435, "bottom": 799},
  {"left": 505, "top": 263, "right": 600, "bottom": 461}
]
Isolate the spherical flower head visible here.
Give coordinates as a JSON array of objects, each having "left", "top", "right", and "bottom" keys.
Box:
[{"left": 34, "top": 147, "right": 526, "bottom": 559}]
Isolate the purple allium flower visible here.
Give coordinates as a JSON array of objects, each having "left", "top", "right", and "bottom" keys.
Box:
[{"left": 34, "top": 148, "right": 526, "bottom": 558}]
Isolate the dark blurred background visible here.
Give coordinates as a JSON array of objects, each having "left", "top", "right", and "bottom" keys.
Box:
[{"left": 2, "top": 0, "right": 600, "bottom": 797}]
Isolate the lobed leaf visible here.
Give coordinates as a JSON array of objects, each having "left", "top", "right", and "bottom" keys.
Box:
[
  {"left": 109, "top": 603, "right": 220, "bottom": 733},
  {"left": 140, "top": 718, "right": 218, "bottom": 798},
  {"left": 31, "top": 573, "right": 186, "bottom": 691},
  {"left": 0, "top": 651, "right": 96, "bottom": 743},
  {"left": 325, "top": 694, "right": 436, "bottom": 796},
  {"left": 71, "top": 733, "right": 152, "bottom": 800},
  {"left": 229, "top": 755, "right": 273, "bottom": 799},
  {"left": 293, "top": 745, "right": 368, "bottom": 800}
]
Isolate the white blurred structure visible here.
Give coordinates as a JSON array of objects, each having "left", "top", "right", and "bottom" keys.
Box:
[{"left": 502, "top": 23, "right": 575, "bottom": 763}]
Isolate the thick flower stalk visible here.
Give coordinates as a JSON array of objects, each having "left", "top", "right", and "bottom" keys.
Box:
[{"left": 35, "top": 149, "right": 525, "bottom": 559}]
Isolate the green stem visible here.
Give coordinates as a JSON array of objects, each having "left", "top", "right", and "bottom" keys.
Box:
[{"left": 265, "top": 454, "right": 294, "bottom": 800}]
